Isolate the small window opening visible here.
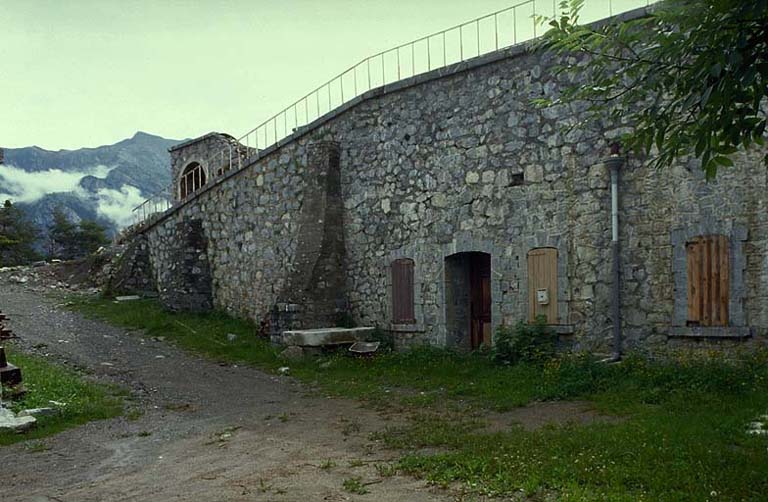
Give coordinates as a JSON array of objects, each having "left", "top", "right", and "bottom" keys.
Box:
[{"left": 510, "top": 173, "right": 525, "bottom": 186}]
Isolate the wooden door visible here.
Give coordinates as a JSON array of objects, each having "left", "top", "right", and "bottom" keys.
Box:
[
  {"left": 469, "top": 254, "right": 492, "bottom": 349},
  {"left": 528, "top": 248, "right": 558, "bottom": 324}
]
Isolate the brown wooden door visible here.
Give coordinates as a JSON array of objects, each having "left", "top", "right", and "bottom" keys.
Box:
[{"left": 469, "top": 253, "right": 492, "bottom": 349}]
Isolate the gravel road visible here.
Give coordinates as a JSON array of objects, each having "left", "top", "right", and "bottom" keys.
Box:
[{"left": 0, "top": 282, "right": 449, "bottom": 502}]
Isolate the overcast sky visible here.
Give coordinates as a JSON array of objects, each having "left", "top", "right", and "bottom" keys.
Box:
[{"left": 2, "top": 0, "right": 649, "bottom": 150}]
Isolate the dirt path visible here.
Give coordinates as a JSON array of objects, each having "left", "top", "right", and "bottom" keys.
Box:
[{"left": 0, "top": 283, "right": 449, "bottom": 502}]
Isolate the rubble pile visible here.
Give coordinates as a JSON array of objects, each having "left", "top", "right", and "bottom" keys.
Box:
[{"left": 0, "top": 249, "right": 119, "bottom": 295}]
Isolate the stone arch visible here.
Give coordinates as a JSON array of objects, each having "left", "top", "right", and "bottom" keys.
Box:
[
  {"left": 437, "top": 234, "right": 504, "bottom": 348},
  {"left": 178, "top": 161, "right": 208, "bottom": 199}
]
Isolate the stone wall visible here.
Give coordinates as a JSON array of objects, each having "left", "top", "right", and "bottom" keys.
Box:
[
  {"left": 276, "top": 142, "right": 347, "bottom": 326},
  {"left": 104, "top": 234, "right": 155, "bottom": 296},
  {"left": 146, "top": 138, "right": 308, "bottom": 322},
  {"left": 135, "top": 8, "right": 768, "bottom": 354},
  {"left": 156, "top": 219, "right": 213, "bottom": 312}
]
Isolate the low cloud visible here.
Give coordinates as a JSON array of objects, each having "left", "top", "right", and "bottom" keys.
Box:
[
  {"left": 0, "top": 164, "right": 112, "bottom": 203},
  {"left": 0, "top": 163, "right": 147, "bottom": 228},
  {"left": 93, "top": 185, "right": 145, "bottom": 228}
]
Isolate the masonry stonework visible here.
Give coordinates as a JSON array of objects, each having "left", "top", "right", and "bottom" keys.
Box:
[{"left": 132, "top": 15, "right": 768, "bottom": 355}]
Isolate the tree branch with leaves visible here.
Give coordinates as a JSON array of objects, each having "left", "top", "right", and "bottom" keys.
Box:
[{"left": 535, "top": 0, "right": 768, "bottom": 178}]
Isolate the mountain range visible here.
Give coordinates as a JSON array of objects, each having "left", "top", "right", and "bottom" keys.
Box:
[{"left": 0, "top": 132, "right": 183, "bottom": 239}]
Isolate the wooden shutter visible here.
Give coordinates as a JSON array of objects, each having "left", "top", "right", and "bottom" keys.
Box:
[
  {"left": 686, "top": 235, "right": 729, "bottom": 326},
  {"left": 392, "top": 259, "right": 415, "bottom": 324},
  {"left": 527, "top": 248, "right": 558, "bottom": 324}
]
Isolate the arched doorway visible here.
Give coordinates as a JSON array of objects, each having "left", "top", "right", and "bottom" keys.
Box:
[
  {"left": 444, "top": 252, "right": 491, "bottom": 350},
  {"left": 179, "top": 162, "right": 206, "bottom": 199}
]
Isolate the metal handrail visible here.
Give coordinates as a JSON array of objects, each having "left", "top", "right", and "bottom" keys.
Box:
[
  {"left": 131, "top": 187, "right": 172, "bottom": 225},
  {"left": 132, "top": 0, "right": 652, "bottom": 226},
  {"left": 219, "top": 0, "right": 652, "bottom": 174},
  {"left": 229, "top": 0, "right": 546, "bottom": 173}
]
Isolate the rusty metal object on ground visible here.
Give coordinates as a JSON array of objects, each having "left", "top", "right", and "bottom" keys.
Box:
[
  {"left": 0, "top": 346, "right": 23, "bottom": 388},
  {"left": 348, "top": 341, "right": 381, "bottom": 358}
]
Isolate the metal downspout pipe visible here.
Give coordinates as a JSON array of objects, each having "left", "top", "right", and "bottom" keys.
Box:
[{"left": 605, "top": 151, "right": 625, "bottom": 360}]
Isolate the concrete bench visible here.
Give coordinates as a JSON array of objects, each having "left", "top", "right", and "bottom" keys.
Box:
[{"left": 280, "top": 327, "right": 374, "bottom": 347}]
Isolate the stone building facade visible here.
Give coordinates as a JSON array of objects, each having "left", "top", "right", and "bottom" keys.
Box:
[{"left": 128, "top": 8, "right": 768, "bottom": 355}]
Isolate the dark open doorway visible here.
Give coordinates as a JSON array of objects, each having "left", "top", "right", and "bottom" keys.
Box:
[{"left": 445, "top": 252, "right": 492, "bottom": 350}]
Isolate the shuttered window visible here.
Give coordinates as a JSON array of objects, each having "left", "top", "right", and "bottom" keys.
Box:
[
  {"left": 686, "top": 235, "right": 729, "bottom": 326},
  {"left": 391, "top": 258, "right": 415, "bottom": 324},
  {"left": 527, "top": 248, "right": 558, "bottom": 324}
]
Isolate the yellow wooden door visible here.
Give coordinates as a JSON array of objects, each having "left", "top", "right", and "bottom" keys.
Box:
[{"left": 527, "top": 248, "right": 558, "bottom": 324}]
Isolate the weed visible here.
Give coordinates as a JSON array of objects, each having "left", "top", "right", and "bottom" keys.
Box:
[
  {"left": 257, "top": 478, "right": 272, "bottom": 493},
  {"left": 375, "top": 463, "right": 397, "bottom": 477},
  {"left": 342, "top": 477, "right": 369, "bottom": 495},
  {"left": 137, "top": 430, "right": 151, "bottom": 437},
  {"left": 367, "top": 326, "right": 395, "bottom": 351},
  {"left": 125, "top": 408, "right": 144, "bottom": 421},
  {"left": 23, "top": 440, "right": 50, "bottom": 453},
  {"left": 493, "top": 316, "right": 556, "bottom": 365},
  {"left": 318, "top": 459, "right": 336, "bottom": 470}
]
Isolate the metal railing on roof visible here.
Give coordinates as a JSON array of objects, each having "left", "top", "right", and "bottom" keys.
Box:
[
  {"left": 220, "top": 0, "right": 652, "bottom": 174},
  {"left": 132, "top": 0, "right": 652, "bottom": 226}
]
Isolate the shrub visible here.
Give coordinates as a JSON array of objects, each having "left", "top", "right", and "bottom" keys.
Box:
[
  {"left": 493, "top": 316, "right": 557, "bottom": 365},
  {"left": 367, "top": 326, "right": 395, "bottom": 351}
]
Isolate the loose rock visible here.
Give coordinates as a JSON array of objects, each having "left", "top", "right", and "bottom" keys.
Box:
[
  {"left": 18, "top": 407, "right": 58, "bottom": 418},
  {"left": 279, "top": 346, "right": 304, "bottom": 361},
  {"left": 0, "top": 406, "right": 36, "bottom": 433}
]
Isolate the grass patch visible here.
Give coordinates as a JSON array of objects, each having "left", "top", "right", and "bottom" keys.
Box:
[
  {"left": 0, "top": 346, "right": 125, "bottom": 446},
  {"left": 67, "top": 296, "right": 768, "bottom": 499},
  {"left": 70, "top": 297, "right": 284, "bottom": 370}
]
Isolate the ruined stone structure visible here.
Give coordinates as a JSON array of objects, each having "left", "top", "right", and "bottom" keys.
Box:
[{"left": 124, "top": 7, "right": 768, "bottom": 355}]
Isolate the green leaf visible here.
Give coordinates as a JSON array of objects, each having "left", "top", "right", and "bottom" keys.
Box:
[{"left": 713, "top": 156, "right": 734, "bottom": 167}]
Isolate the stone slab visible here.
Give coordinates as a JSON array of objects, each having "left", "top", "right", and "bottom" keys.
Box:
[
  {"left": 115, "top": 295, "right": 141, "bottom": 302},
  {"left": 0, "top": 407, "right": 36, "bottom": 433},
  {"left": 668, "top": 326, "right": 754, "bottom": 339},
  {"left": 18, "top": 407, "right": 58, "bottom": 418},
  {"left": 281, "top": 327, "right": 374, "bottom": 347}
]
